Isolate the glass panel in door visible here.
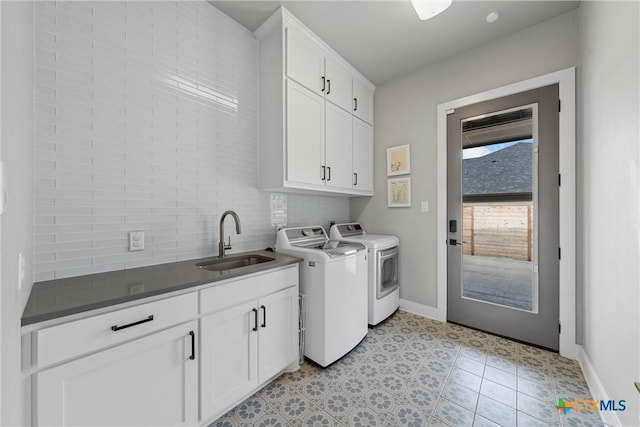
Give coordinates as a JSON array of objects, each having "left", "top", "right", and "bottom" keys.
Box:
[{"left": 461, "top": 128, "right": 537, "bottom": 312}]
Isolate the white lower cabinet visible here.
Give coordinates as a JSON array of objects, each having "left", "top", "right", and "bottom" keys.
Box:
[
  {"left": 200, "top": 285, "right": 299, "bottom": 423},
  {"left": 257, "top": 287, "right": 299, "bottom": 383},
  {"left": 36, "top": 321, "right": 198, "bottom": 426},
  {"left": 28, "top": 265, "right": 300, "bottom": 427}
]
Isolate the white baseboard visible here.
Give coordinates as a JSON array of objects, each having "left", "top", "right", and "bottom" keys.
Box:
[
  {"left": 576, "top": 345, "right": 622, "bottom": 427},
  {"left": 399, "top": 299, "right": 446, "bottom": 322}
]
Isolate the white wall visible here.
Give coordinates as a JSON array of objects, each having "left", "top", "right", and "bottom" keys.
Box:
[
  {"left": 33, "top": 2, "right": 348, "bottom": 281},
  {"left": 351, "top": 10, "right": 579, "bottom": 308},
  {"left": 1, "top": 2, "right": 34, "bottom": 425},
  {"left": 579, "top": 2, "right": 639, "bottom": 425}
]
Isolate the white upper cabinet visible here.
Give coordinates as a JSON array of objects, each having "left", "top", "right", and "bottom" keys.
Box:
[
  {"left": 353, "top": 76, "right": 375, "bottom": 125},
  {"left": 286, "top": 26, "right": 325, "bottom": 95},
  {"left": 325, "top": 56, "right": 355, "bottom": 113},
  {"left": 286, "top": 80, "right": 325, "bottom": 188},
  {"left": 325, "top": 101, "right": 354, "bottom": 191},
  {"left": 352, "top": 118, "right": 374, "bottom": 193},
  {"left": 256, "top": 7, "right": 375, "bottom": 196}
]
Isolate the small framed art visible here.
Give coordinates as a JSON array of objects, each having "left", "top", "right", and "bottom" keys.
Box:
[
  {"left": 388, "top": 177, "right": 411, "bottom": 207},
  {"left": 386, "top": 144, "right": 411, "bottom": 176}
]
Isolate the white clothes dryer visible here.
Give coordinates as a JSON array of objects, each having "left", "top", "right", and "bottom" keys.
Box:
[
  {"left": 276, "top": 226, "right": 368, "bottom": 367},
  {"left": 330, "top": 223, "right": 399, "bottom": 326}
]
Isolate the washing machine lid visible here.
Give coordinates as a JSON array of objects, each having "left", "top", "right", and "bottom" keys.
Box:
[
  {"left": 293, "top": 239, "right": 365, "bottom": 257},
  {"left": 276, "top": 226, "right": 365, "bottom": 258}
]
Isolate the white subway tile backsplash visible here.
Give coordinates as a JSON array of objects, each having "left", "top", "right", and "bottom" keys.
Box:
[{"left": 34, "top": 1, "right": 349, "bottom": 280}]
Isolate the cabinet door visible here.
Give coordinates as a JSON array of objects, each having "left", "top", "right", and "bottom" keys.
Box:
[
  {"left": 286, "top": 26, "right": 325, "bottom": 95},
  {"left": 36, "top": 322, "right": 197, "bottom": 426},
  {"left": 325, "top": 101, "right": 354, "bottom": 191},
  {"left": 353, "top": 77, "right": 374, "bottom": 125},
  {"left": 286, "top": 80, "right": 325, "bottom": 187},
  {"left": 258, "top": 286, "right": 299, "bottom": 383},
  {"left": 325, "top": 57, "right": 353, "bottom": 113},
  {"left": 200, "top": 300, "right": 259, "bottom": 423},
  {"left": 352, "top": 118, "right": 374, "bottom": 193}
]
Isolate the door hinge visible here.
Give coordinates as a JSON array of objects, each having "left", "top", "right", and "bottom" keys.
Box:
[
  {"left": 559, "top": 323, "right": 561, "bottom": 334},
  {"left": 558, "top": 99, "right": 561, "bottom": 113},
  {"left": 558, "top": 173, "right": 561, "bottom": 186},
  {"left": 559, "top": 247, "right": 561, "bottom": 260}
]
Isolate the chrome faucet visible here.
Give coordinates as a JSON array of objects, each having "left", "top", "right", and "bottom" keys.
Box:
[{"left": 218, "top": 210, "right": 242, "bottom": 258}]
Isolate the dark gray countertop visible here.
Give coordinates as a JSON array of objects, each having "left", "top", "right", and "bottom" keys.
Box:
[{"left": 22, "top": 250, "right": 302, "bottom": 326}]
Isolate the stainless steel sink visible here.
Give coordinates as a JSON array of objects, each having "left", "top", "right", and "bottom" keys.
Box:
[{"left": 196, "top": 254, "right": 275, "bottom": 272}]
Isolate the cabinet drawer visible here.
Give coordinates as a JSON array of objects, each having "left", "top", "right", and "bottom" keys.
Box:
[
  {"left": 200, "top": 266, "right": 298, "bottom": 315},
  {"left": 36, "top": 292, "right": 197, "bottom": 368}
]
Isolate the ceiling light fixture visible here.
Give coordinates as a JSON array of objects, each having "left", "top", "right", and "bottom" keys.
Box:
[
  {"left": 486, "top": 11, "right": 500, "bottom": 23},
  {"left": 410, "top": 0, "right": 453, "bottom": 20}
]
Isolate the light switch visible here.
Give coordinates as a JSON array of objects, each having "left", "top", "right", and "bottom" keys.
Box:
[
  {"left": 129, "top": 231, "right": 145, "bottom": 251},
  {"left": 421, "top": 201, "right": 429, "bottom": 212}
]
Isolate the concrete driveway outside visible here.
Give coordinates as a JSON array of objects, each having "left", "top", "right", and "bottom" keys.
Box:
[{"left": 462, "top": 255, "right": 534, "bottom": 311}]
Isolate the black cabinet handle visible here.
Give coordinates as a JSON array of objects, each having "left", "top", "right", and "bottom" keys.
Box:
[
  {"left": 354, "top": 172, "right": 358, "bottom": 186},
  {"left": 260, "top": 305, "right": 266, "bottom": 328},
  {"left": 321, "top": 165, "right": 326, "bottom": 181},
  {"left": 189, "top": 331, "right": 195, "bottom": 360},
  {"left": 252, "top": 308, "right": 258, "bottom": 332},
  {"left": 354, "top": 98, "right": 358, "bottom": 111},
  {"left": 111, "top": 315, "right": 154, "bottom": 332},
  {"left": 321, "top": 76, "right": 326, "bottom": 92},
  {"left": 326, "top": 79, "right": 331, "bottom": 95},
  {"left": 327, "top": 166, "right": 331, "bottom": 181}
]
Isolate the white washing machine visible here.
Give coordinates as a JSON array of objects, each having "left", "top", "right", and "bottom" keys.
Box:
[
  {"left": 330, "top": 223, "right": 399, "bottom": 326},
  {"left": 275, "top": 226, "right": 368, "bottom": 367}
]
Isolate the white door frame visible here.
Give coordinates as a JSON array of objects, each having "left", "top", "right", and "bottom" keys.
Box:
[{"left": 436, "top": 68, "right": 577, "bottom": 359}]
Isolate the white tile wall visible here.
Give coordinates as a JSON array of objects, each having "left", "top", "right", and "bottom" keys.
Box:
[{"left": 34, "top": 1, "right": 349, "bottom": 281}]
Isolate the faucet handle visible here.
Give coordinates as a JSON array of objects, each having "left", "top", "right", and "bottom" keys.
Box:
[{"left": 224, "top": 235, "right": 232, "bottom": 250}]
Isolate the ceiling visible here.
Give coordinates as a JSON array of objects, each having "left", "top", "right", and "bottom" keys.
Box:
[{"left": 210, "top": 1, "right": 579, "bottom": 86}]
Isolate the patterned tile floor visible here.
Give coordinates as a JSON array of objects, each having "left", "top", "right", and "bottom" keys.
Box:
[{"left": 211, "top": 311, "right": 603, "bottom": 427}]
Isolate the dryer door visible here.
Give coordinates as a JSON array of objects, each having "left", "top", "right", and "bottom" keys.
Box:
[{"left": 377, "top": 246, "right": 398, "bottom": 299}]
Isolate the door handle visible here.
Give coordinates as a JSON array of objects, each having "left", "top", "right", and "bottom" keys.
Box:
[
  {"left": 260, "top": 305, "right": 266, "bottom": 328},
  {"left": 327, "top": 166, "right": 331, "bottom": 181},
  {"left": 353, "top": 172, "right": 358, "bottom": 186},
  {"left": 251, "top": 308, "right": 258, "bottom": 332},
  {"left": 321, "top": 76, "right": 326, "bottom": 93},
  {"left": 326, "top": 79, "right": 331, "bottom": 95},
  {"left": 189, "top": 331, "right": 195, "bottom": 360},
  {"left": 354, "top": 98, "right": 358, "bottom": 111},
  {"left": 321, "top": 165, "right": 326, "bottom": 181},
  {"left": 449, "top": 239, "right": 463, "bottom": 246}
]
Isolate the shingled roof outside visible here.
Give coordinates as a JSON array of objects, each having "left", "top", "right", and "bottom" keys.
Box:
[{"left": 462, "top": 142, "right": 532, "bottom": 196}]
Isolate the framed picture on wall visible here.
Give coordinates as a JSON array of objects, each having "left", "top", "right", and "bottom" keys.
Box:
[
  {"left": 386, "top": 144, "right": 411, "bottom": 176},
  {"left": 388, "top": 177, "right": 411, "bottom": 207}
]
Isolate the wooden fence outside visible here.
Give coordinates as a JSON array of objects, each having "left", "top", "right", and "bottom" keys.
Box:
[{"left": 463, "top": 203, "right": 533, "bottom": 261}]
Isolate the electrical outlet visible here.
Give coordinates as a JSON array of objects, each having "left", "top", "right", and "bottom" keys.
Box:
[
  {"left": 129, "top": 231, "right": 145, "bottom": 251},
  {"left": 18, "top": 252, "right": 25, "bottom": 290}
]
